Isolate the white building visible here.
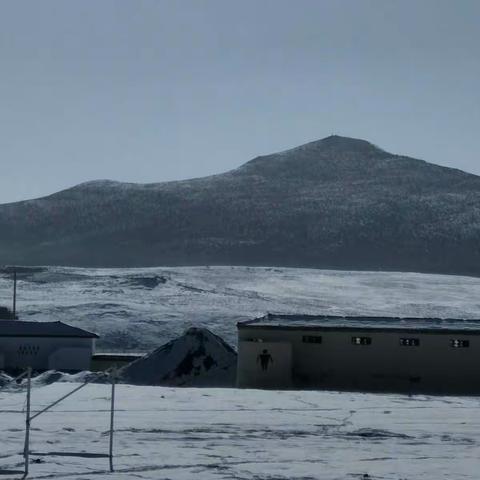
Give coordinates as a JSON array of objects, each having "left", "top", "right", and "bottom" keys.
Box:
[
  {"left": 0, "top": 320, "right": 98, "bottom": 372},
  {"left": 237, "top": 314, "right": 480, "bottom": 395}
]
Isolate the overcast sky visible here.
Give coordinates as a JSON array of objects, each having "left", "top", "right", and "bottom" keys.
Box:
[{"left": 0, "top": 0, "right": 479, "bottom": 203}]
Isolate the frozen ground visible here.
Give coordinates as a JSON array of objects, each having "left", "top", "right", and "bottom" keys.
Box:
[
  {"left": 1, "top": 266, "right": 480, "bottom": 352},
  {"left": 1, "top": 382, "right": 480, "bottom": 479}
]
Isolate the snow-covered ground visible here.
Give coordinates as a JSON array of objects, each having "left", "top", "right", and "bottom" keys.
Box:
[
  {"left": 1, "top": 266, "right": 480, "bottom": 352},
  {"left": 2, "top": 267, "right": 480, "bottom": 478},
  {"left": 1, "top": 382, "right": 480, "bottom": 479}
]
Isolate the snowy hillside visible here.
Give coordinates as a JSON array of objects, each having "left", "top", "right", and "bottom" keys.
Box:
[
  {"left": 1, "top": 382, "right": 480, "bottom": 479},
  {"left": 1, "top": 266, "right": 480, "bottom": 352}
]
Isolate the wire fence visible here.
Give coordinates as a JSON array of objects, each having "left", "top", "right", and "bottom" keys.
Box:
[{"left": 0, "top": 368, "right": 117, "bottom": 478}]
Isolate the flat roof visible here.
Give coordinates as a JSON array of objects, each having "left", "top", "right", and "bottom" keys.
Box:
[
  {"left": 0, "top": 320, "right": 98, "bottom": 338},
  {"left": 239, "top": 313, "right": 480, "bottom": 335},
  {"left": 92, "top": 353, "right": 143, "bottom": 360}
]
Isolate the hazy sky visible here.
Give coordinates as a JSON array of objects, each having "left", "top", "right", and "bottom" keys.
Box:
[{"left": 1, "top": 0, "right": 479, "bottom": 203}]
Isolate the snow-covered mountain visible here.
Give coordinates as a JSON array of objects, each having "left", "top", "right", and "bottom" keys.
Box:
[{"left": 1, "top": 135, "right": 480, "bottom": 275}]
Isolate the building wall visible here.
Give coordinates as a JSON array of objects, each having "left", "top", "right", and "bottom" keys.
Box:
[
  {"left": 0, "top": 336, "right": 95, "bottom": 372},
  {"left": 237, "top": 327, "right": 480, "bottom": 394},
  {"left": 237, "top": 341, "right": 292, "bottom": 389}
]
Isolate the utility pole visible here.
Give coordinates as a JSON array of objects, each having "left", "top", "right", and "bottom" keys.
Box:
[{"left": 13, "top": 270, "right": 17, "bottom": 319}]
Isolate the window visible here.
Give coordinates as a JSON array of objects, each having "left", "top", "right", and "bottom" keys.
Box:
[
  {"left": 450, "top": 339, "right": 469, "bottom": 348},
  {"left": 302, "top": 335, "right": 322, "bottom": 344},
  {"left": 400, "top": 338, "right": 420, "bottom": 347},
  {"left": 246, "top": 338, "right": 264, "bottom": 343},
  {"left": 17, "top": 345, "right": 40, "bottom": 356},
  {"left": 352, "top": 336, "right": 372, "bottom": 346}
]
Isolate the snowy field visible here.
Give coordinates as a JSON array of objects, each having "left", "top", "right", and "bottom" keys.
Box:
[
  {"left": 2, "top": 267, "right": 480, "bottom": 479},
  {"left": 1, "top": 266, "right": 480, "bottom": 352},
  {"left": 1, "top": 382, "right": 480, "bottom": 479}
]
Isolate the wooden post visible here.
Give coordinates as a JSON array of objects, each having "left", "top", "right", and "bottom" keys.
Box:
[
  {"left": 109, "top": 369, "right": 116, "bottom": 472},
  {"left": 23, "top": 367, "right": 32, "bottom": 477}
]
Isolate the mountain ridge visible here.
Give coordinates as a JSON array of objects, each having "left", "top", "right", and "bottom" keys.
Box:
[
  {"left": 3, "top": 135, "right": 476, "bottom": 204},
  {"left": 1, "top": 135, "right": 480, "bottom": 275}
]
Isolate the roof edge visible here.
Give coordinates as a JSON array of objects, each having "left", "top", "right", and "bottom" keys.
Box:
[{"left": 237, "top": 313, "right": 480, "bottom": 325}]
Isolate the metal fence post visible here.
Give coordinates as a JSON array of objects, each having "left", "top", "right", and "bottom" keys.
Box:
[
  {"left": 23, "top": 367, "right": 32, "bottom": 477},
  {"left": 109, "top": 368, "right": 116, "bottom": 472}
]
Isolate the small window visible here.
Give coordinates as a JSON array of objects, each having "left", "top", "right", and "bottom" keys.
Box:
[
  {"left": 450, "top": 339, "right": 469, "bottom": 348},
  {"left": 400, "top": 338, "right": 420, "bottom": 347},
  {"left": 352, "top": 336, "right": 372, "bottom": 346},
  {"left": 302, "top": 335, "right": 322, "bottom": 344},
  {"left": 246, "top": 338, "right": 264, "bottom": 343},
  {"left": 17, "top": 345, "right": 40, "bottom": 356}
]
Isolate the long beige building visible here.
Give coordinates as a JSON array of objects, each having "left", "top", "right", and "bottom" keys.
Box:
[{"left": 237, "top": 314, "right": 480, "bottom": 394}]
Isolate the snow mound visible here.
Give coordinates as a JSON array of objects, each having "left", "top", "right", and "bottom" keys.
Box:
[
  {"left": 0, "top": 372, "right": 13, "bottom": 387},
  {"left": 0, "top": 370, "right": 111, "bottom": 390},
  {"left": 119, "top": 327, "right": 237, "bottom": 387},
  {"left": 28, "top": 370, "right": 110, "bottom": 386}
]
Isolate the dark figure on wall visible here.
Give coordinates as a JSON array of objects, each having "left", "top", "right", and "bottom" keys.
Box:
[{"left": 257, "top": 349, "right": 273, "bottom": 371}]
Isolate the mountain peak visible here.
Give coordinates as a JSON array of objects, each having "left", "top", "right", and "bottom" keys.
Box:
[
  {"left": 320, "top": 134, "right": 380, "bottom": 149},
  {"left": 276, "top": 135, "right": 386, "bottom": 157},
  {"left": 75, "top": 180, "right": 124, "bottom": 189},
  {"left": 237, "top": 135, "right": 390, "bottom": 179}
]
